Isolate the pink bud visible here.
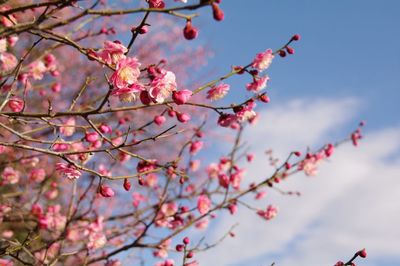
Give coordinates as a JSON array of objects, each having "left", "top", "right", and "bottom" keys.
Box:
[
  {"left": 176, "top": 244, "right": 184, "bottom": 252},
  {"left": 100, "top": 185, "right": 115, "bottom": 197},
  {"left": 99, "top": 124, "right": 112, "bottom": 134},
  {"left": 183, "top": 237, "right": 190, "bottom": 245},
  {"left": 246, "top": 153, "right": 254, "bottom": 162},
  {"left": 358, "top": 248, "right": 367, "bottom": 258},
  {"left": 123, "top": 178, "right": 131, "bottom": 191},
  {"left": 286, "top": 46, "right": 295, "bottom": 54},
  {"left": 140, "top": 91, "right": 152, "bottom": 105},
  {"left": 51, "top": 82, "right": 61, "bottom": 93},
  {"left": 8, "top": 97, "right": 24, "bottom": 112},
  {"left": 172, "top": 89, "right": 192, "bottom": 105},
  {"left": 177, "top": 112, "right": 190, "bottom": 123},
  {"left": 186, "top": 251, "right": 194, "bottom": 259},
  {"left": 183, "top": 21, "right": 198, "bottom": 40},
  {"left": 294, "top": 151, "right": 302, "bottom": 157},
  {"left": 212, "top": 3, "right": 225, "bottom": 21},
  {"left": 279, "top": 50, "right": 287, "bottom": 57},
  {"left": 189, "top": 141, "right": 203, "bottom": 155},
  {"left": 291, "top": 34, "right": 301, "bottom": 41},
  {"left": 138, "top": 25, "right": 148, "bottom": 34},
  {"left": 85, "top": 132, "right": 99, "bottom": 143},
  {"left": 259, "top": 94, "right": 270, "bottom": 103},
  {"left": 154, "top": 115, "right": 166, "bottom": 126}
]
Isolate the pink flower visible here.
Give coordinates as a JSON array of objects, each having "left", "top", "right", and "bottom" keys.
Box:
[
  {"left": 257, "top": 205, "right": 278, "bottom": 220},
  {"left": 207, "top": 83, "right": 229, "bottom": 101},
  {"left": 28, "top": 60, "right": 47, "bottom": 80},
  {"left": 149, "top": 70, "right": 177, "bottom": 103},
  {"left": 195, "top": 218, "right": 209, "bottom": 229},
  {"left": 100, "top": 185, "right": 115, "bottom": 197},
  {"left": 105, "top": 260, "right": 122, "bottom": 266},
  {"left": 246, "top": 75, "right": 269, "bottom": 92},
  {"left": 132, "top": 192, "right": 146, "bottom": 208},
  {"left": 252, "top": 49, "right": 274, "bottom": 71},
  {"left": 0, "top": 258, "right": 13, "bottom": 266},
  {"left": 60, "top": 117, "right": 76, "bottom": 137},
  {"left": 218, "top": 174, "right": 230, "bottom": 188},
  {"left": 86, "top": 216, "right": 107, "bottom": 250},
  {"left": 110, "top": 57, "right": 141, "bottom": 90},
  {"left": 217, "top": 113, "right": 237, "bottom": 127},
  {"left": 0, "top": 39, "right": 6, "bottom": 53},
  {"left": 0, "top": 52, "right": 17, "bottom": 72},
  {"left": 99, "top": 40, "right": 127, "bottom": 65},
  {"left": 1, "top": 167, "right": 20, "bottom": 185},
  {"left": 29, "top": 168, "right": 46, "bottom": 183},
  {"left": 197, "top": 194, "right": 211, "bottom": 215},
  {"left": 172, "top": 89, "right": 192, "bottom": 105},
  {"left": 189, "top": 141, "right": 203, "bottom": 155},
  {"left": 8, "top": 97, "right": 24, "bottom": 112},
  {"left": 39, "top": 205, "right": 66, "bottom": 231},
  {"left": 111, "top": 83, "right": 144, "bottom": 103},
  {"left": 55, "top": 163, "right": 81, "bottom": 180}
]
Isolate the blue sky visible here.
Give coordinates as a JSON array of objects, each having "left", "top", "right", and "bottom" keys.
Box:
[
  {"left": 189, "top": 1, "right": 400, "bottom": 266},
  {"left": 198, "top": 0, "right": 400, "bottom": 132}
]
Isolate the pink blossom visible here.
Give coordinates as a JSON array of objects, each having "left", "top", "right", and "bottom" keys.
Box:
[
  {"left": 2, "top": 230, "right": 13, "bottom": 238},
  {"left": 246, "top": 75, "right": 269, "bottom": 92},
  {"left": 207, "top": 83, "right": 229, "bottom": 101},
  {"left": 7, "top": 97, "right": 24, "bottom": 112},
  {"left": 1, "top": 167, "right": 20, "bottom": 185},
  {"left": 29, "top": 168, "right": 46, "bottom": 183},
  {"left": 189, "top": 141, "right": 203, "bottom": 155},
  {"left": 86, "top": 216, "right": 107, "bottom": 250},
  {"left": 110, "top": 57, "right": 141, "bottom": 90},
  {"left": 197, "top": 194, "right": 211, "bottom": 215},
  {"left": 60, "top": 117, "right": 76, "bottom": 137},
  {"left": 7, "top": 36, "right": 18, "bottom": 47},
  {"left": 111, "top": 83, "right": 144, "bottom": 102},
  {"left": 257, "top": 205, "right": 278, "bottom": 220},
  {"left": 132, "top": 192, "right": 146, "bottom": 208},
  {"left": 0, "top": 52, "right": 17, "bottom": 72},
  {"left": 252, "top": 49, "right": 274, "bottom": 71},
  {"left": 172, "top": 89, "right": 192, "bottom": 105},
  {"left": 39, "top": 205, "right": 67, "bottom": 231},
  {"left": 218, "top": 173, "right": 230, "bottom": 188},
  {"left": 55, "top": 163, "right": 81, "bottom": 180},
  {"left": 195, "top": 218, "right": 209, "bottom": 229},
  {"left": 28, "top": 60, "right": 47, "bottom": 80},
  {"left": 149, "top": 70, "right": 177, "bottom": 103},
  {"left": 0, "top": 39, "right": 6, "bottom": 53},
  {"left": 105, "top": 260, "right": 122, "bottom": 266},
  {"left": 217, "top": 113, "right": 237, "bottom": 127},
  {"left": 0, "top": 258, "right": 13, "bottom": 266},
  {"left": 99, "top": 40, "right": 127, "bottom": 65}
]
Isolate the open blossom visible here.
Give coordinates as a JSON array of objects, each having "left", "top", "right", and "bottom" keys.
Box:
[
  {"left": 28, "top": 60, "right": 47, "bottom": 80},
  {"left": 55, "top": 163, "right": 81, "bottom": 180},
  {"left": 252, "top": 48, "right": 274, "bottom": 71},
  {"left": 60, "top": 117, "right": 76, "bottom": 137},
  {"left": 149, "top": 70, "right": 177, "bottom": 103},
  {"left": 257, "top": 205, "right": 278, "bottom": 220},
  {"left": 98, "top": 40, "right": 127, "bottom": 65},
  {"left": 0, "top": 52, "right": 17, "bottom": 72},
  {"left": 39, "top": 205, "right": 67, "bottom": 231},
  {"left": 298, "top": 152, "right": 325, "bottom": 176},
  {"left": 197, "top": 194, "right": 211, "bottom": 215},
  {"left": 111, "top": 83, "right": 144, "bottom": 102},
  {"left": 85, "top": 216, "right": 107, "bottom": 250},
  {"left": 207, "top": 83, "right": 230, "bottom": 101},
  {"left": 29, "top": 168, "right": 46, "bottom": 183},
  {"left": 1, "top": 167, "right": 20, "bottom": 185},
  {"left": 0, "top": 39, "right": 6, "bottom": 53},
  {"left": 246, "top": 75, "right": 269, "bottom": 92},
  {"left": 110, "top": 57, "right": 141, "bottom": 90}
]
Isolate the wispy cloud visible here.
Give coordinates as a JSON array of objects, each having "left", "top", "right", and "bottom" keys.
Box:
[{"left": 197, "top": 97, "right": 400, "bottom": 266}]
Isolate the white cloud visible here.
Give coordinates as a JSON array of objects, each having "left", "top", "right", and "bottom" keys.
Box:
[{"left": 197, "top": 97, "right": 400, "bottom": 266}]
